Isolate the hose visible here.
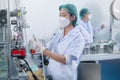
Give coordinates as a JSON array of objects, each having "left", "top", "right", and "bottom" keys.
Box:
[{"left": 23, "top": 59, "right": 39, "bottom": 80}]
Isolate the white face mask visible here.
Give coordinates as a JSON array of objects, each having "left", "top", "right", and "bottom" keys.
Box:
[
  {"left": 88, "top": 14, "right": 92, "bottom": 20},
  {"left": 59, "top": 17, "right": 70, "bottom": 29}
]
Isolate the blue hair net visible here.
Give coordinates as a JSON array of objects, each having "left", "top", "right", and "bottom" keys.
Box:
[
  {"left": 79, "top": 8, "right": 90, "bottom": 19},
  {"left": 59, "top": 4, "right": 78, "bottom": 27}
]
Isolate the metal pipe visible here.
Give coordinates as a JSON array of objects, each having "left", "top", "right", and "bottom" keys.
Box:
[
  {"left": 7, "top": 0, "right": 12, "bottom": 79},
  {"left": 109, "top": 15, "right": 114, "bottom": 41}
]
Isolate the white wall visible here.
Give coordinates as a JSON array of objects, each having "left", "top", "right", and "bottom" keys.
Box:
[
  {"left": 21, "top": 0, "right": 117, "bottom": 42},
  {"left": 21, "top": 0, "right": 84, "bottom": 40}
]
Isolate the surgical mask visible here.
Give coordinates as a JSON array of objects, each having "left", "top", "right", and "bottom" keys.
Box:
[
  {"left": 59, "top": 17, "right": 70, "bottom": 29},
  {"left": 88, "top": 14, "right": 92, "bottom": 20}
]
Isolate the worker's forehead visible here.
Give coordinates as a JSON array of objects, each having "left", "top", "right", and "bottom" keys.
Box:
[{"left": 59, "top": 8, "right": 69, "bottom": 14}]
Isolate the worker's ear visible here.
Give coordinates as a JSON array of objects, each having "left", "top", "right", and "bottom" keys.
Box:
[{"left": 70, "top": 15, "right": 75, "bottom": 21}]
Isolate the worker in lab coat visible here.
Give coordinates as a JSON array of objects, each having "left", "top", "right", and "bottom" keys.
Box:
[
  {"left": 76, "top": 8, "right": 105, "bottom": 44},
  {"left": 39, "top": 4, "right": 85, "bottom": 80}
]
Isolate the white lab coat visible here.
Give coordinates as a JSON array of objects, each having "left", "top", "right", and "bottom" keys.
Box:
[
  {"left": 76, "top": 20, "right": 102, "bottom": 44},
  {"left": 76, "top": 20, "right": 93, "bottom": 44},
  {"left": 46, "top": 28, "right": 85, "bottom": 80}
]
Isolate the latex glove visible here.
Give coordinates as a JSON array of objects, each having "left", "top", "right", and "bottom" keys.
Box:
[
  {"left": 37, "top": 40, "right": 45, "bottom": 53},
  {"left": 39, "top": 43, "right": 45, "bottom": 53},
  {"left": 30, "top": 35, "right": 45, "bottom": 53}
]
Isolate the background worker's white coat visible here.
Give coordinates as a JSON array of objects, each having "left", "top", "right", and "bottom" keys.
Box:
[
  {"left": 77, "top": 20, "right": 102, "bottom": 44},
  {"left": 46, "top": 28, "right": 85, "bottom": 80},
  {"left": 77, "top": 20, "right": 94, "bottom": 44}
]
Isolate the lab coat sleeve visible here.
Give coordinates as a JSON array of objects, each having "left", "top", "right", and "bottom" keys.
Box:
[{"left": 64, "top": 34, "right": 85, "bottom": 64}]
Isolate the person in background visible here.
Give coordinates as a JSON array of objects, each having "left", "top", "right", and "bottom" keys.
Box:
[
  {"left": 38, "top": 4, "right": 85, "bottom": 80},
  {"left": 77, "top": 8, "right": 105, "bottom": 44}
]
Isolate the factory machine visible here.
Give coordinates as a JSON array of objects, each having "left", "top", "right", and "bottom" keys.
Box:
[{"left": 0, "top": 0, "right": 51, "bottom": 80}]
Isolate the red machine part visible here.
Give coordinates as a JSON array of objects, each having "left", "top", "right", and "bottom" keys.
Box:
[
  {"left": 31, "top": 49, "right": 36, "bottom": 55},
  {"left": 11, "top": 48, "right": 26, "bottom": 58}
]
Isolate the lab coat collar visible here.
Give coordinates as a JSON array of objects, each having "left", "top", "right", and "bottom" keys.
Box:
[
  {"left": 56, "top": 28, "right": 80, "bottom": 54},
  {"left": 60, "top": 28, "right": 80, "bottom": 42}
]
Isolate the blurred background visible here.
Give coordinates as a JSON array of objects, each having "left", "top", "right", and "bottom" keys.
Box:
[{"left": 0, "top": 0, "right": 120, "bottom": 42}]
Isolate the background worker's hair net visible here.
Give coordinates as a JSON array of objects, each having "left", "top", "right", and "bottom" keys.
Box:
[
  {"left": 79, "top": 8, "right": 90, "bottom": 19},
  {"left": 59, "top": 4, "right": 78, "bottom": 27}
]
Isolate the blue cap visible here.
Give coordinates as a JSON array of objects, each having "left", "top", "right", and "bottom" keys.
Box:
[
  {"left": 59, "top": 4, "right": 78, "bottom": 27},
  {"left": 80, "top": 8, "right": 90, "bottom": 19}
]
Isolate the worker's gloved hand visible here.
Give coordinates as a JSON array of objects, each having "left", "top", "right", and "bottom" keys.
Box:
[
  {"left": 37, "top": 40, "right": 45, "bottom": 54},
  {"left": 39, "top": 43, "right": 45, "bottom": 53},
  {"left": 30, "top": 35, "right": 45, "bottom": 54}
]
